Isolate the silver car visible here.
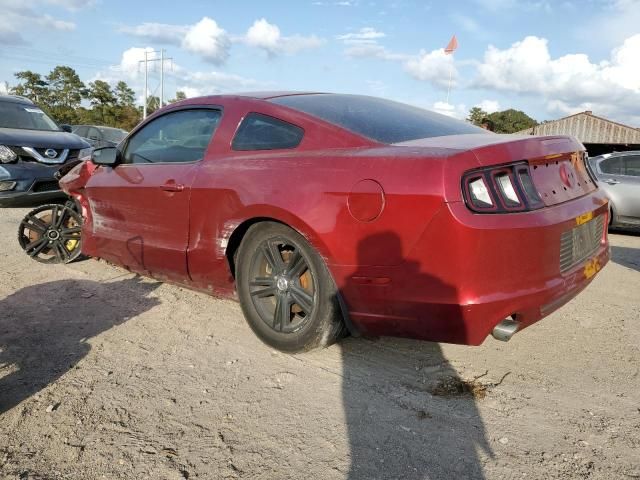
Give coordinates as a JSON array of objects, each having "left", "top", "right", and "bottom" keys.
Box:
[{"left": 588, "top": 151, "right": 640, "bottom": 228}]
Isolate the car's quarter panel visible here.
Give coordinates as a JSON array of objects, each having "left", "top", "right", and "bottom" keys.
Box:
[
  {"left": 83, "top": 163, "right": 197, "bottom": 281},
  {"left": 608, "top": 176, "right": 640, "bottom": 223},
  {"left": 333, "top": 189, "right": 609, "bottom": 345},
  {"left": 186, "top": 147, "right": 449, "bottom": 294}
]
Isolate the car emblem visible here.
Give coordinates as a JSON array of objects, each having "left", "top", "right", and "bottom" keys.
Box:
[{"left": 44, "top": 149, "right": 58, "bottom": 159}]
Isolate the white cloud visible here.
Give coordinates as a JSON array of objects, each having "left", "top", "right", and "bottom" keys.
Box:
[
  {"left": 92, "top": 46, "right": 262, "bottom": 105},
  {"left": 337, "top": 27, "right": 408, "bottom": 61},
  {"left": 336, "top": 27, "right": 386, "bottom": 41},
  {"left": 182, "top": 17, "right": 230, "bottom": 65},
  {"left": 405, "top": 49, "right": 457, "bottom": 89},
  {"left": 472, "top": 0, "right": 553, "bottom": 12},
  {"left": 476, "top": 99, "right": 501, "bottom": 113},
  {"left": 337, "top": 27, "right": 456, "bottom": 90},
  {"left": 177, "top": 71, "right": 260, "bottom": 98},
  {"left": 0, "top": 82, "right": 8, "bottom": 95},
  {"left": 432, "top": 101, "right": 467, "bottom": 118},
  {"left": 474, "top": 34, "right": 640, "bottom": 123},
  {"left": 244, "top": 18, "right": 323, "bottom": 55},
  {"left": 119, "top": 22, "right": 188, "bottom": 45},
  {"left": 0, "top": 2, "right": 75, "bottom": 44},
  {"left": 44, "top": 0, "right": 95, "bottom": 10}
]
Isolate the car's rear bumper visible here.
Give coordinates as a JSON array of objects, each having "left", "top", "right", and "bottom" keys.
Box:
[
  {"left": 0, "top": 162, "right": 64, "bottom": 207},
  {"left": 331, "top": 190, "right": 610, "bottom": 345}
]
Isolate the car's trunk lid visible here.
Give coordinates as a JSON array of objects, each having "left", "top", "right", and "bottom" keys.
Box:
[{"left": 397, "top": 133, "right": 597, "bottom": 207}]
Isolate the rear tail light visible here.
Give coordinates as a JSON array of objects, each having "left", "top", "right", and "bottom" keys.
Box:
[{"left": 463, "top": 162, "right": 544, "bottom": 213}]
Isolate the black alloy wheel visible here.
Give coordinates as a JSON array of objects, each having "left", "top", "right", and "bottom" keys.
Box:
[
  {"left": 17, "top": 203, "right": 83, "bottom": 264},
  {"left": 236, "top": 222, "right": 344, "bottom": 352},
  {"left": 248, "top": 237, "right": 316, "bottom": 334}
]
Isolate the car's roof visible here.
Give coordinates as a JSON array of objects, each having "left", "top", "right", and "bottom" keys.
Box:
[
  {"left": 192, "top": 91, "right": 326, "bottom": 101},
  {"left": 74, "top": 124, "right": 126, "bottom": 130},
  {"left": 592, "top": 150, "right": 640, "bottom": 160},
  {"left": 0, "top": 95, "right": 35, "bottom": 105}
]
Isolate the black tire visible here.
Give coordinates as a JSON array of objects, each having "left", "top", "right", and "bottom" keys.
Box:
[
  {"left": 17, "top": 203, "right": 83, "bottom": 264},
  {"left": 236, "top": 222, "right": 345, "bottom": 352}
]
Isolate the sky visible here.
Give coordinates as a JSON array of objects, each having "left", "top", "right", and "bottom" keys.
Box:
[{"left": 0, "top": 0, "right": 639, "bottom": 125}]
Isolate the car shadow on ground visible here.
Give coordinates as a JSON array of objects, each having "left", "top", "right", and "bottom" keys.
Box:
[
  {"left": 339, "top": 232, "right": 492, "bottom": 479},
  {"left": 610, "top": 246, "right": 640, "bottom": 272},
  {"left": 0, "top": 276, "right": 161, "bottom": 414}
]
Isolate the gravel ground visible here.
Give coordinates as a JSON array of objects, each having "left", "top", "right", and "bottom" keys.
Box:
[{"left": 0, "top": 207, "right": 639, "bottom": 480}]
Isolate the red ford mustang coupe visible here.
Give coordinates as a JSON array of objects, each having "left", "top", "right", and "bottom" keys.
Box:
[{"left": 59, "top": 92, "right": 609, "bottom": 352}]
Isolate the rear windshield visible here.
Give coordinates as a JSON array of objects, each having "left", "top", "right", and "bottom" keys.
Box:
[
  {"left": 270, "top": 94, "right": 486, "bottom": 144},
  {"left": 0, "top": 101, "right": 60, "bottom": 131}
]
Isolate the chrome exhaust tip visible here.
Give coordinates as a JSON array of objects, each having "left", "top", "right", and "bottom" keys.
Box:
[{"left": 492, "top": 318, "right": 520, "bottom": 342}]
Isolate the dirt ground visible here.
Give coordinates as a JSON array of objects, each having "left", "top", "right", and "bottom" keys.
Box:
[{"left": 0, "top": 207, "right": 638, "bottom": 480}]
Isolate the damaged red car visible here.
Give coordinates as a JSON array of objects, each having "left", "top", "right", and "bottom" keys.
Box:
[{"left": 58, "top": 92, "right": 609, "bottom": 352}]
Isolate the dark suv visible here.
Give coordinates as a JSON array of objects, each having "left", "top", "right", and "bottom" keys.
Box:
[{"left": 0, "top": 95, "right": 90, "bottom": 207}]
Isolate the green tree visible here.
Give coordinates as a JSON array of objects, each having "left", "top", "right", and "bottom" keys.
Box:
[
  {"left": 114, "top": 81, "right": 135, "bottom": 107},
  {"left": 46, "top": 66, "right": 86, "bottom": 124},
  {"left": 467, "top": 106, "right": 488, "bottom": 126},
  {"left": 146, "top": 95, "right": 160, "bottom": 115},
  {"left": 11, "top": 71, "right": 50, "bottom": 107},
  {"left": 168, "top": 90, "right": 187, "bottom": 104},
  {"left": 86, "top": 80, "right": 116, "bottom": 124},
  {"left": 487, "top": 109, "right": 537, "bottom": 133}
]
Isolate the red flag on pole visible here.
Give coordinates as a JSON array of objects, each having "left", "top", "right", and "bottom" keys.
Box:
[{"left": 444, "top": 35, "right": 458, "bottom": 55}]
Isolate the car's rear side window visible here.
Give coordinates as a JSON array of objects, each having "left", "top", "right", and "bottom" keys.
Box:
[
  {"left": 600, "top": 157, "right": 623, "bottom": 175},
  {"left": 623, "top": 155, "right": 640, "bottom": 177},
  {"left": 270, "top": 94, "right": 486, "bottom": 144},
  {"left": 232, "top": 113, "right": 304, "bottom": 151}
]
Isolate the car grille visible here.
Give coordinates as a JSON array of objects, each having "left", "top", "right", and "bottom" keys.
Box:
[
  {"left": 32, "top": 180, "right": 61, "bottom": 192},
  {"left": 559, "top": 215, "right": 605, "bottom": 273}
]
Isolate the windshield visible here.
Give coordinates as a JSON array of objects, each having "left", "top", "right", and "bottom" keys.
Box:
[
  {"left": 99, "top": 127, "right": 127, "bottom": 143},
  {"left": 270, "top": 94, "right": 487, "bottom": 144},
  {"left": 0, "top": 102, "right": 60, "bottom": 131}
]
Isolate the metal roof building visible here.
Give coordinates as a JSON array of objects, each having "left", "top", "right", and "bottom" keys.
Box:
[{"left": 515, "top": 111, "right": 640, "bottom": 156}]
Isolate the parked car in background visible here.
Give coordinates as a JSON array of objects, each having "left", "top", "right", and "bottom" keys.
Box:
[
  {"left": 588, "top": 151, "right": 640, "bottom": 228},
  {"left": 59, "top": 92, "right": 609, "bottom": 352},
  {"left": 72, "top": 125, "right": 128, "bottom": 148},
  {"left": 0, "top": 95, "right": 91, "bottom": 207}
]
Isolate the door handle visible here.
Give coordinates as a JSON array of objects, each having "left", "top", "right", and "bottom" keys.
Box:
[
  {"left": 604, "top": 179, "right": 620, "bottom": 185},
  {"left": 160, "top": 181, "right": 185, "bottom": 192}
]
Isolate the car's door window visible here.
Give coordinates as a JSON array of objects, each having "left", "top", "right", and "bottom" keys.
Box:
[
  {"left": 74, "top": 126, "right": 88, "bottom": 137},
  {"left": 599, "top": 157, "right": 623, "bottom": 175},
  {"left": 123, "top": 109, "right": 222, "bottom": 164},
  {"left": 87, "top": 127, "right": 101, "bottom": 141},
  {"left": 622, "top": 155, "right": 640, "bottom": 177},
  {"left": 232, "top": 113, "right": 304, "bottom": 151}
]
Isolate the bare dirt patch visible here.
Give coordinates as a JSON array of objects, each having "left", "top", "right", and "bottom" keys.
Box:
[{"left": 1, "top": 208, "right": 639, "bottom": 479}]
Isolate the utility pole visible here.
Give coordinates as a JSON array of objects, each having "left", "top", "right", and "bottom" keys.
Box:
[
  {"left": 143, "top": 50, "right": 148, "bottom": 119},
  {"left": 139, "top": 49, "right": 173, "bottom": 119},
  {"left": 160, "top": 49, "right": 164, "bottom": 108}
]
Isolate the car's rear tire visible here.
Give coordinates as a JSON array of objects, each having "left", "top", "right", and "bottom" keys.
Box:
[{"left": 236, "top": 222, "right": 345, "bottom": 352}]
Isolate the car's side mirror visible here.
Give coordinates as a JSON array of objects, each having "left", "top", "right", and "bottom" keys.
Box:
[
  {"left": 60, "top": 124, "right": 73, "bottom": 133},
  {"left": 91, "top": 146, "right": 120, "bottom": 166}
]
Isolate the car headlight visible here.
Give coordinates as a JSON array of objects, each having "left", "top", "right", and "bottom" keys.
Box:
[
  {"left": 78, "top": 147, "right": 93, "bottom": 160},
  {"left": 0, "top": 166, "right": 10, "bottom": 179},
  {"left": 0, "top": 145, "right": 17, "bottom": 164}
]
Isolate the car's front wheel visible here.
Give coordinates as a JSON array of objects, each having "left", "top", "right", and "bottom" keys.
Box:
[{"left": 236, "top": 222, "right": 344, "bottom": 352}]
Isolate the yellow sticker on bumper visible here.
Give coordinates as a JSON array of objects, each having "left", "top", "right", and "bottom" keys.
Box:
[
  {"left": 584, "top": 258, "right": 601, "bottom": 279},
  {"left": 576, "top": 211, "right": 594, "bottom": 226}
]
